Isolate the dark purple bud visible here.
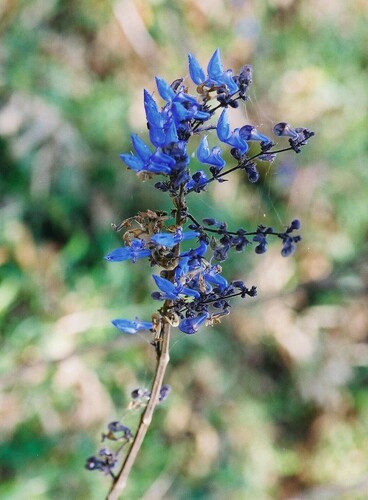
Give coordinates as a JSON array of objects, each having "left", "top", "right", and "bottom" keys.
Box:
[
  {"left": 281, "top": 241, "right": 295, "bottom": 257},
  {"left": 214, "top": 246, "right": 229, "bottom": 262},
  {"left": 159, "top": 384, "right": 171, "bottom": 402},
  {"left": 273, "top": 122, "right": 299, "bottom": 139},
  {"left": 230, "top": 147, "right": 242, "bottom": 160},
  {"left": 85, "top": 456, "right": 104, "bottom": 471},
  {"left": 255, "top": 244, "right": 267, "bottom": 254},
  {"left": 131, "top": 388, "right": 143, "bottom": 399},
  {"left": 246, "top": 164, "right": 260, "bottom": 183},
  {"left": 289, "top": 219, "right": 301, "bottom": 231},
  {"left": 202, "top": 218, "right": 217, "bottom": 226}
]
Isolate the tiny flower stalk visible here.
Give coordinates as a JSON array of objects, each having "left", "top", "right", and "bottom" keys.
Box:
[{"left": 85, "top": 49, "right": 314, "bottom": 498}]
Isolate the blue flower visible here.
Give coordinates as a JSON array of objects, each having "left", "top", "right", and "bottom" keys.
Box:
[
  {"left": 155, "top": 77, "right": 211, "bottom": 123},
  {"left": 112, "top": 318, "right": 153, "bottom": 334},
  {"left": 181, "top": 239, "right": 208, "bottom": 259},
  {"left": 144, "top": 89, "right": 162, "bottom": 127},
  {"left": 155, "top": 76, "right": 176, "bottom": 102},
  {"left": 273, "top": 122, "right": 299, "bottom": 139},
  {"left": 217, "top": 110, "right": 249, "bottom": 154},
  {"left": 104, "top": 239, "right": 151, "bottom": 263},
  {"left": 150, "top": 228, "right": 199, "bottom": 248},
  {"left": 281, "top": 240, "right": 296, "bottom": 257},
  {"left": 188, "top": 49, "right": 238, "bottom": 94},
  {"left": 131, "top": 134, "right": 151, "bottom": 161},
  {"left": 152, "top": 274, "right": 200, "bottom": 300},
  {"left": 148, "top": 148, "right": 177, "bottom": 173},
  {"left": 171, "top": 98, "right": 210, "bottom": 123},
  {"left": 253, "top": 233, "right": 268, "bottom": 254},
  {"left": 120, "top": 135, "right": 176, "bottom": 175},
  {"left": 188, "top": 53, "right": 206, "bottom": 85},
  {"left": 186, "top": 170, "right": 209, "bottom": 193},
  {"left": 179, "top": 313, "right": 208, "bottom": 334},
  {"left": 239, "top": 125, "right": 272, "bottom": 145},
  {"left": 143, "top": 90, "right": 179, "bottom": 147},
  {"left": 204, "top": 266, "right": 228, "bottom": 293},
  {"left": 207, "top": 49, "right": 238, "bottom": 94},
  {"left": 197, "top": 136, "right": 225, "bottom": 168}
]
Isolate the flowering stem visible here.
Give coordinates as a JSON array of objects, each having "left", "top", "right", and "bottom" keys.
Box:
[
  {"left": 193, "top": 141, "right": 308, "bottom": 191},
  {"left": 106, "top": 319, "right": 171, "bottom": 500},
  {"left": 89, "top": 49, "right": 314, "bottom": 496}
]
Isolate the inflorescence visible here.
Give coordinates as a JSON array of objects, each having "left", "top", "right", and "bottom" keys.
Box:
[
  {"left": 105, "top": 48, "right": 313, "bottom": 336},
  {"left": 85, "top": 49, "right": 314, "bottom": 475}
]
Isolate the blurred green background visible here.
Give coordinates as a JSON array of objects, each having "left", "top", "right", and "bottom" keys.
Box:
[{"left": 1, "top": 0, "right": 368, "bottom": 498}]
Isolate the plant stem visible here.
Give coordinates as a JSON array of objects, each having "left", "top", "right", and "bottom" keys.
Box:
[{"left": 106, "top": 320, "right": 171, "bottom": 500}]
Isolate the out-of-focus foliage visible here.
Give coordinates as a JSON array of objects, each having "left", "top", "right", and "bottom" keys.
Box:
[{"left": 1, "top": 0, "right": 368, "bottom": 498}]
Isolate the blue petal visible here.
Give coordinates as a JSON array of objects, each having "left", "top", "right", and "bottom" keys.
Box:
[
  {"left": 196, "top": 240, "right": 208, "bottom": 256},
  {"left": 148, "top": 149, "right": 175, "bottom": 174},
  {"left": 182, "top": 230, "right": 200, "bottom": 241},
  {"left": 147, "top": 159, "right": 172, "bottom": 174},
  {"left": 181, "top": 240, "right": 208, "bottom": 258},
  {"left": 239, "top": 125, "right": 271, "bottom": 144},
  {"left": 204, "top": 271, "right": 228, "bottom": 292},
  {"left": 143, "top": 90, "right": 162, "bottom": 128},
  {"left": 171, "top": 101, "right": 192, "bottom": 122},
  {"left": 197, "top": 137, "right": 225, "bottom": 167},
  {"left": 104, "top": 245, "right": 150, "bottom": 262},
  {"left": 217, "top": 113, "right": 249, "bottom": 154},
  {"left": 155, "top": 76, "right": 176, "bottom": 101},
  {"left": 197, "top": 136, "right": 211, "bottom": 162},
  {"left": 104, "top": 247, "right": 131, "bottom": 262},
  {"left": 112, "top": 318, "right": 153, "bottom": 334},
  {"left": 148, "top": 124, "right": 166, "bottom": 148},
  {"left": 207, "top": 146, "right": 225, "bottom": 167},
  {"left": 130, "top": 238, "right": 147, "bottom": 250},
  {"left": 180, "top": 286, "right": 201, "bottom": 298},
  {"left": 131, "top": 134, "right": 151, "bottom": 161},
  {"left": 119, "top": 153, "right": 145, "bottom": 172},
  {"left": 217, "top": 110, "right": 231, "bottom": 141},
  {"left": 273, "top": 122, "right": 298, "bottom": 139},
  {"left": 130, "top": 248, "right": 151, "bottom": 261},
  {"left": 112, "top": 319, "right": 139, "bottom": 334},
  {"left": 179, "top": 313, "right": 208, "bottom": 334},
  {"left": 219, "top": 69, "right": 238, "bottom": 94},
  {"left": 151, "top": 232, "right": 178, "bottom": 247},
  {"left": 164, "top": 117, "right": 179, "bottom": 144},
  {"left": 151, "top": 228, "right": 198, "bottom": 247},
  {"left": 188, "top": 53, "right": 206, "bottom": 84},
  {"left": 135, "top": 320, "right": 155, "bottom": 330},
  {"left": 226, "top": 129, "right": 249, "bottom": 154},
  {"left": 152, "top": 274, "right": 179, "bottom": 299},
  {"left": 207, "top": 48, "right": 223, "bottom": 80},
  {"left": 175, "top": 256, "right": 190, "bottom": 280},
  {"left": 175, "top": 92, "right": 200, "bottom": 106},
  {"left": 171, "top": 101, "right": 210, "bottom": 123}
]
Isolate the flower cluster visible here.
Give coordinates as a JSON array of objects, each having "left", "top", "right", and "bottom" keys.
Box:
[
  {"left": 87, "top": 49, "right": 314, "bottom": 484},
  {"left": 85, "top": 419, "right": 134, "bottom": 477},
  {"left": 84, "top": 385, "right": 171, "bottom": 475},
  {"left": 105, "top": 49, "right": 313, "bottom": 337}
]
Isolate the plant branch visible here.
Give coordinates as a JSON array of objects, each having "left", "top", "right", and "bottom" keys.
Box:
[{"left": 106, "top": 319, "right": 171, "bottom": 500}]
